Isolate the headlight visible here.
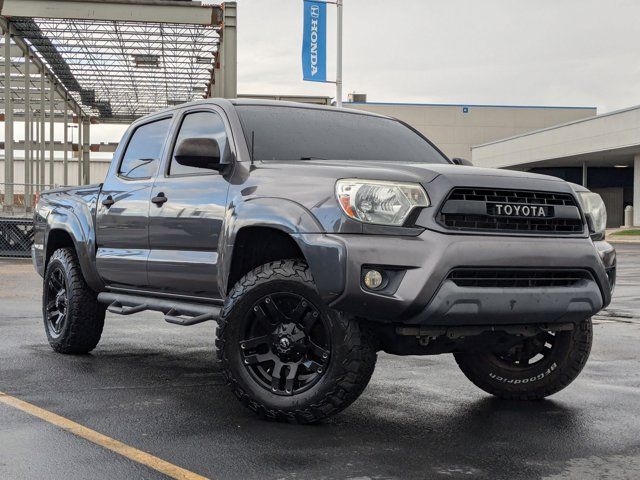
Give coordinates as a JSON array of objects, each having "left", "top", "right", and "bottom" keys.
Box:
[
  {"left": 577, "top": 191, "right": 606, "bottom": 239},
  {"left": 335, "top": 179, "right": 430, "bottom": 226}
]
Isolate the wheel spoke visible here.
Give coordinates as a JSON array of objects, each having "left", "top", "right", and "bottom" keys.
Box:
[
  {"left": 240, "top": 335, "right": 270, "bottom": 350},
  {"left": 308, "top": 340, "right": 330, "bottom": 361},
  {"left": 302, "top": 359, "right": 323, "bottom": 373},
  {"left": 51, "top": 271, "right": 63, "bottom": 291},
  {"left": 289, "top": 299, "right": 309, "bottom": 322},
  {"left": 262, "top": 296, "right": 285, "bottom": 322},
  {"left": 300, "top": 311, "right": 319, "bottom": 334},
  {"left": 271, "top": 360, "right": 284, "bottom": 390},
  {"left": 283, "top": 363, "right": 299, "bottom": 395},
  {"left": 47, "top": 308, "right": 60, "bottom": 321},
  {"left": 46, "top": 299, "right": 57, "bottom": 312},
  {"left": 243, "top": 352, "right": 275, "bottom": 366}
]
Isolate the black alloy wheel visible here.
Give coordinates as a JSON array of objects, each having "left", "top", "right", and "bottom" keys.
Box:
[
  {"left": 492, "top": 330, "right": 557, "bottom": 368},
  {"left": 44, "top": 265, "right": 68, "bottom": 338},
  {"left": 239, "top": 292, "right": 331, "bottom": 396}
]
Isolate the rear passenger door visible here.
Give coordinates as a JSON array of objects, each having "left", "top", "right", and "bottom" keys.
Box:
[
  {"left": 146, "top": 108, "right": 233, "bottom": 299},
  {"left": 96, "top": 116, "right": 172, "bottom": 289}
]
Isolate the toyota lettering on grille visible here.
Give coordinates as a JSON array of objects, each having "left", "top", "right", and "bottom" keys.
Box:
[{"left": 490, "top": 204, "right": 552, "bottom": 218}]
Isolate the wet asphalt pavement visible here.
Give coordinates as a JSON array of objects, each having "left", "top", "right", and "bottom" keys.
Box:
[{"left": 1, "top": 244, "right": 639, "bottom": 480}]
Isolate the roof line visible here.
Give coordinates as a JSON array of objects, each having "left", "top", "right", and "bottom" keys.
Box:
[
  {"left": 345, "top": 101, "right": 597, "bottom": 110},
  {"left": 473, "top": 103, "right": 640, "bottom": 149}
]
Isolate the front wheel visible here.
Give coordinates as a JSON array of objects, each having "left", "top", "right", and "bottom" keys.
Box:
[
  {"left": 454, "top": 320, "right": 593, "bottom": 400},
  {"left": 216, "top": 260, "right": 377, "bottom": 424}
]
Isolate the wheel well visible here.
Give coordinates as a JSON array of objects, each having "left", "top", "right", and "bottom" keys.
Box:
[
  {"left": 227, "top": 227, "right": 305, "bottom": 292},
  {"left": 46, "top": 229, "right": 75, "bottom": 266}
]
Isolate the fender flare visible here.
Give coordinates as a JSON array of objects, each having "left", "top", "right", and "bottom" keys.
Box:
[
  {"left": 44, "top": 206, "right": 104, "bottom": 292},
  {"left": 220, "top": 197, "right": 346, "bottom": 301}
]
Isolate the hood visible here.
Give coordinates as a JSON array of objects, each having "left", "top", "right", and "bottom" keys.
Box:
[{"left": 259, "top": 160, "right": 563, "bottom": 185}]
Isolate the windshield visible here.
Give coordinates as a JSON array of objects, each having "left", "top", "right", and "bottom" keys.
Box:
[{"left": 236, "top": 105, "right": 449, "bottom": 164}]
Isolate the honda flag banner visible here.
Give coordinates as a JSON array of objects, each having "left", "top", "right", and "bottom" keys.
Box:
[{"left": 302, "top": 0, "right": 327, "bottom": 82}]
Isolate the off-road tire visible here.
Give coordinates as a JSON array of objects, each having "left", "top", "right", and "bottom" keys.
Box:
[
  {"left": 454, "top": 320, "right": 593, "bottom": 400},
  {"left": 43, "top": 248, "right": 105, "bottom": 354},
  {"left": 216, "top": 260, "right": 377, "bottom": 424}
]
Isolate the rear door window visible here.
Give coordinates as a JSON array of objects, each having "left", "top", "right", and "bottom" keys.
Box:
[{"left": 118, "top": 118, "right": 171, "bottom": 179}]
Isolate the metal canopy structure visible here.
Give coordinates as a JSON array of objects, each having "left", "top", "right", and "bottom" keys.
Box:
[
  {"left": 2, "top": 0, "right": 235, "bottom": 123},
  {"left": 0, "top": 0, "right": 237, "bottom": 216}
]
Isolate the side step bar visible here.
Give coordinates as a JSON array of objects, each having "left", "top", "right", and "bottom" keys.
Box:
[{"left": 97, "top": 292, "right": 220, "bottom": 326}]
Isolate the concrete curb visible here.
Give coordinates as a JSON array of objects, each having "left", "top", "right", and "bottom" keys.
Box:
[{"left": 607, "top": 237, "right": 640, "bottom": 244}]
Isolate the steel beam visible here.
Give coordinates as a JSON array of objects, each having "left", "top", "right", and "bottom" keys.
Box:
[
  {"left": 39, "top": 72, "right": 46, "bottom": 186},
  {"left": 3, "top": 27, "right": 14, "bottom": 208},
  {"left": 2, "top": 0, "right": 222, "bottom": 26},
  {"left": 82, "top": 117, "right": 90, "bottom": 184},
  {"left": 63, "top": 99, "right": 68, "bottom": 185},
  {"left": 77, "top": 116, "right": 82, "bottom": 185},
  {"left": 49, "top": 77, "right": 55, "bottom": 185},
  {"left": 24, "top": 52, "right": 31, "bottom": 207},
  {"left": 221, "top": 2, "right": 237, "bottom": 99}
]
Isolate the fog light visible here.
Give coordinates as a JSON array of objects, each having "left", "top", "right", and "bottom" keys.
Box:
[{"left": 363, "top": 269, "right": 384, "bottom": 289}]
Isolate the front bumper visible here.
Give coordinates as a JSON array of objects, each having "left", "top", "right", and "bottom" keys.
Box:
[{"left": 308, "top": 230, "right": 614, "bottom": 326}]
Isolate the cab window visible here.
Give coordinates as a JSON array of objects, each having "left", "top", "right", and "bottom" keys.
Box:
[
  {"left": 169, "top": 111, "right": 228, "bottom": 176},
  {"left": 118, "top": 118, "right": 171, "bottom": 179}
]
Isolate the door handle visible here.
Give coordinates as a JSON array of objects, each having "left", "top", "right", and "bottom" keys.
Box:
[
  {"left": 102, "top": 195, "right": 115, "bottom": 208},
  {"left": 151, "top": 193, "right": 168, "bottom": 205}
]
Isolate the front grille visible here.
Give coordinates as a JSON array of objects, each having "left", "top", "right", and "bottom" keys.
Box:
[
  {"left": 438, "top": 188, "right": 584, "bottom": 234},
  {"left": 446, "top": 188, "right": 577, "bottom": 206},
  {"left": 448, "top": 268, "right": 592, "bottom": 288}
]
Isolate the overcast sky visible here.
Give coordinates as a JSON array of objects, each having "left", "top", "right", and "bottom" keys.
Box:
[
  {"left": 42, "top": 0, "right": 640, "bottom": 144},
  {"left": 237, "top": 0, "right": 640, "bottom": 113}
]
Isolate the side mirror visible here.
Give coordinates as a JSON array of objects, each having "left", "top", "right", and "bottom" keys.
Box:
[
  {"left": 451, "top": 157, "right": 473, "bottom": 166},
  {"left": 174, "top": 137, "right": 223, "bottom": 171}
]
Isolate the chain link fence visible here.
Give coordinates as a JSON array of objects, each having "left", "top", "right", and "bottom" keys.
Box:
[{"left": 1, "top": 183, "right": 55, "bottom": 258}]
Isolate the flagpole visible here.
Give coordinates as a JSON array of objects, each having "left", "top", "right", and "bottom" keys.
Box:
[{"left": 335, "top": 0, "right": 343, "bottom": 107}]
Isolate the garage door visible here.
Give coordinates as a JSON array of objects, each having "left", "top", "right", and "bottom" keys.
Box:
[{"left": 591, "top": 187, "right": 624, "bottom": 228}]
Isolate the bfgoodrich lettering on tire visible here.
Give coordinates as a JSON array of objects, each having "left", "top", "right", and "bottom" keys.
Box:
[
  {"left": 216, "top": 260, "right": 377, "bottom": 424},
  {"left": 454, "top": 320, "right": 592, "bottom": 400}
]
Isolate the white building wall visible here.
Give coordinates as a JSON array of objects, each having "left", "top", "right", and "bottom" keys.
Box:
[
  {"left": 0, "top": 158, "right": 111, "bottom": 188},
  {"left": 345, "top": 103, "right": 596, "bottom": 160}
]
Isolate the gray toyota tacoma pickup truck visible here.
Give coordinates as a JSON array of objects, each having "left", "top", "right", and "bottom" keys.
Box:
[{"left": 33, "top": 99, "right": 616, "bottom": 423}]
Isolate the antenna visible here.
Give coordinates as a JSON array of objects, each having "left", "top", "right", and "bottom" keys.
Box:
[{"left": 250, "top": 131, "right": 255, "bottom": 165}]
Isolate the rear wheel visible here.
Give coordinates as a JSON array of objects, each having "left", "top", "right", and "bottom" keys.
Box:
[
  {"left": 43, "top": 248, "right": 105, "bottom": 354},
  {"left": 216, "top": 260, "right": 377, "bottom": 423},
  {"left": 454, "top": 320, "right": 592, "bottom": 400}
]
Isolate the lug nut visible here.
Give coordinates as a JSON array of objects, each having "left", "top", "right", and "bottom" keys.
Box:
[
  {"left": 241, "top": 343, "right": 246, "bottom": 349},
  {"left": 317, "top": 368, "right": 323, "bottom": 373},
  {"left": 244, "top": 359, "right": 249, "bottom": 364},
  {"left": 322, "top": 353, "right": 328, "bottom": 359}
]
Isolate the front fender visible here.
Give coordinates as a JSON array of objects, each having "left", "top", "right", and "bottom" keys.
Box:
[{"left": 220, "top": 197, "right": 346, "bottom": 301}]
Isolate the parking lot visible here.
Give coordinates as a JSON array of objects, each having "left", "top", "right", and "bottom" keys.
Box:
[{"left": 0, "top": 244, "right": 638, "bottom": 480}]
